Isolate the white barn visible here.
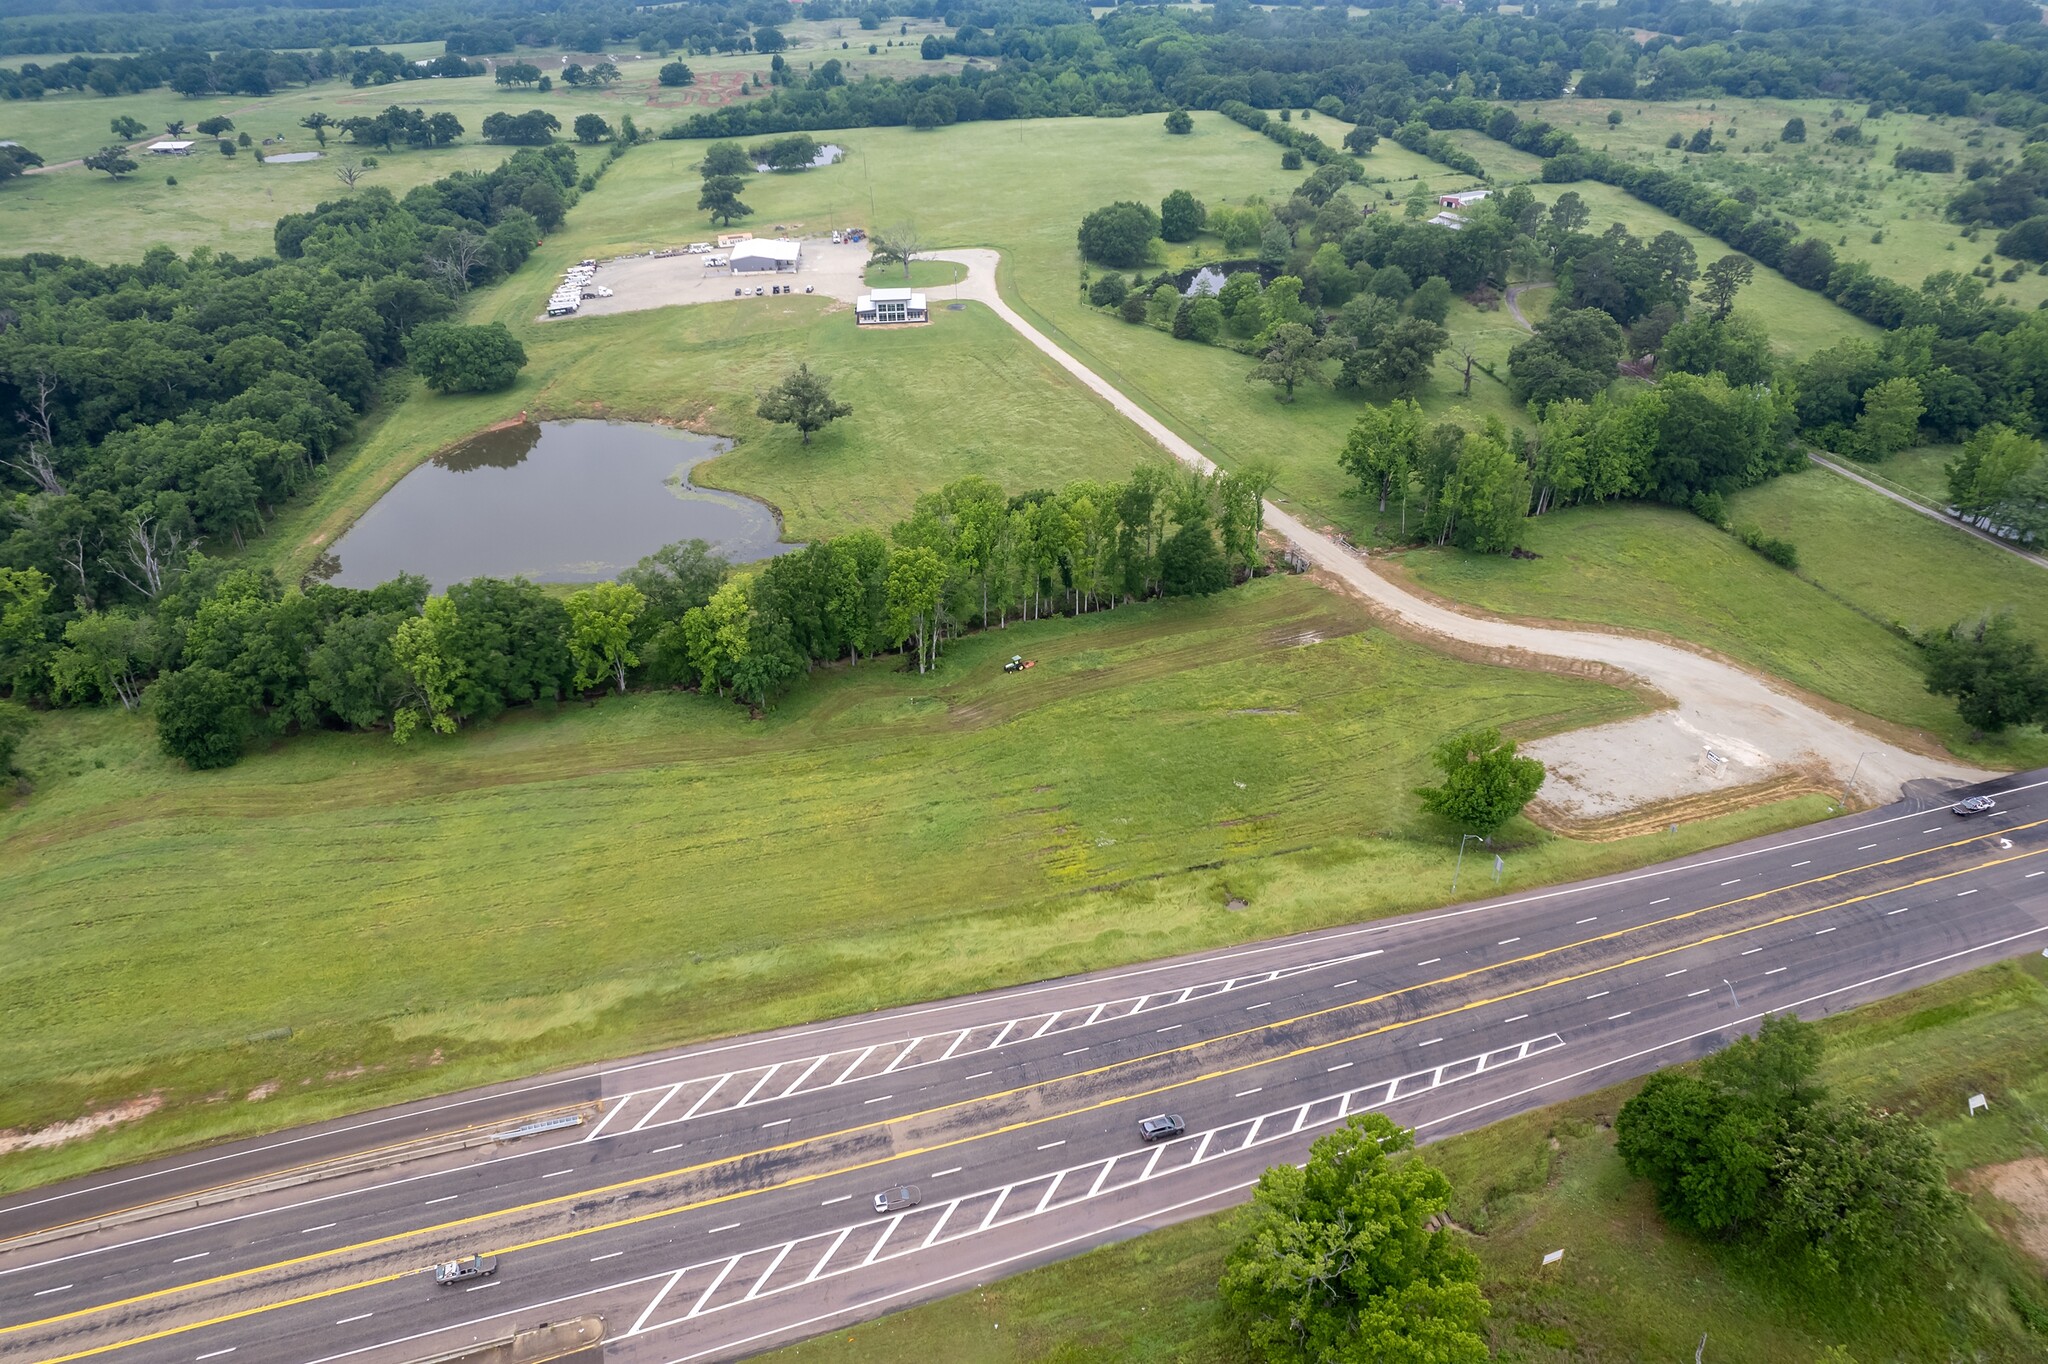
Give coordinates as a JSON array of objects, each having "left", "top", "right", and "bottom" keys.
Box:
[
  {"left": 855, "top": 288, "right": 928, "bottom": 326},
  {"left": 728, "top": 238, "right": 802, "bottom": 273}
]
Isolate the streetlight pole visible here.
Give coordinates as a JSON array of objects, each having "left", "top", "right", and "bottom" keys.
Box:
[
  {"left": 1451, "top": 833, "right": 1483, "bottom": 893},
  {"left": 1845, "top": 749, "right": 1882, "bottom": 803},
  {"left": 1722, "top": 979, "right": 1738, "bottom": 1007}
]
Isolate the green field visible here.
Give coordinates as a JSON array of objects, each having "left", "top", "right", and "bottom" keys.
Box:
[
  {"left": 760, "top": 956, "right": 2048, "bottom": 1364},
  {"left": 279, "top": 112, "right": 1873, "bottom": 568},
  {"left": 1454, "top": 94, "right": 2044, "bottom": 310},
  {"left": 272, "top": 294, "right": 1170, "bottom": 578},
  {"left": 0, "top": 574, "right": 1850, "bottom": 1191},
  {"left": 1398, "top": 470, "right": 2048, "bottom": 767},
  {"left": 0, "top": 15, "right": 965, "bottom": 260}
]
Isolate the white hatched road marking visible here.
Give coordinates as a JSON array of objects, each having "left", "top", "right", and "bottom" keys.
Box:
[
  {"left": 628, "top": 1033, "right": 1566, "bottom": 1342},
  {"left": 576, "top": 950, "right": 1386, "bottom": 1142}
]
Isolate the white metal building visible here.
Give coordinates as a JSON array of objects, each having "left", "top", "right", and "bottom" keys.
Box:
[
  {"left": 148, "top": 140, "right": 196, "bottom": 155},
  {"left": 728, "top": 239, "right": 802, "bottom": 273},
  {"left": 855, "top": 288, "right": 928, "bottom": 326}
]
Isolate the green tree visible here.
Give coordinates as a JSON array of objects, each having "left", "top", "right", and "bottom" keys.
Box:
[
  {"left": 1246, "top": 322, "right": 1327, "bottom": 402},
  {"left": 1221, "top": 1113, "right": 1488, "bottom": 1364},
  {"left": 1700, "top": 253, "right": 1755, "bottom": 319},
  {"left": 1077, "top": 200, "right": 1160, "bottom": 268},
  {"left": 391, "top": 595, "right": 462, "bottom": 742},
  {"left": 51, "top": 610, "right": 156, "bottom": 710},
  {"left": 1164, "top": 109, "right": 1193, "bottom": 135},
  {"left": 887, "top": 545, "right": 947, "bottom": 673},
  {"left": 566, "top": 581, "right": 646, "bottom": 693},
  {"left": 1339, "top": 398, "right": 1424, "bottom": 524},
  {"left": 407, "top": 322, "right": 528, "bottom": 394},
  {"left": 697, "top": 173, "right": 753, "bottom": 225},
  {"left": 1920, "top": 612, "right": 2048, "bottom": 734},
  {"left": 195, "top": 115, "right": 234, "bottom": 137},
  {"left": 1160, "top": 188, "right": 1205, "bottom": 243},
  {"left": 0, "top": 567, "right": 56, "bottom": 698},
  {"left": 151, "top": 665, "right": 251, "bottom": 769},
  {"left": 1509, "top": 307, "right": 1623, "bottom": 406},
  {"left": 1415, "top": 726, "right": 1545, "bottom": 835},
  {"left": 1362, "top": 318, "right": 1452, "bottom": 394},
  {"left": 1770, "top": 1103, "right": 1958, "bottom": 1280},
  {"left": 1158, "top": 514, "right": 1229, "bottom": 596},
  {"left": 84, "top": 145, "right": 138, "bottom": 178},
  {"left": 1408, "top": 275, "right": 1454, "bottom": 324},
  {"left": 920, "top": 33, "right": 944, "bottom": 59},
  {"left": 1853, "top": 375, "right": 1923, "bottom": 460},
  {"left": 1781, "top": 116, "right": 1807, "bottom": 142},
  {"left": 659, "top": 60, "right": 695, "bottom": 87},
  {"left": 572, "top": 113, "right": 613, "bottom": 145},
  {"left": 1344, "top": 124, "right": 1379, "bottom": 155},
  {"left": 757, "top": 363, "right": 853, "bottom": 445},
  {"left": 110, "top": 114, "right": 147, "bottom": 140},
  {"left": 699, "top": 141, "right": 751, "bottom": 176}
]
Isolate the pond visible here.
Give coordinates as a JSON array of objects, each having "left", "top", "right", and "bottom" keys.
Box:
[{"left": 313, "top": 420, "right": 787, "bottom": 591}]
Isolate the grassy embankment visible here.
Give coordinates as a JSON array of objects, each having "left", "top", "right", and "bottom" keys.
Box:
[
  {"left": 1398, "top": 470, "right": 2048, "bottom": 768},
  {"left": 760, "top": 956, "right": 2048, "bottom": 1364},
  {"left": 0, "top": 16, "right": 961, "bottom": 261},
  {"left": 0, "top": 573, "right": 1844, "bottom": 1192}
]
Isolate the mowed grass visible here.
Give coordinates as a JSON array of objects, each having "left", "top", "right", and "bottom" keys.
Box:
[
  {"left": 758, "top": 957, "right": 2048, "bottom": 1364},
  {"left": 297, "top": 113, "right": 1755, "bottom": 566},
  {"left": 270, "top": 295, "right": 1169, "bottom": 580},
  {"left": 1397, "top": 471, "right": 2048, "bottom": 767},
  {"left": 1, "top": 574, "right": 1846, "bottom": 1190}
]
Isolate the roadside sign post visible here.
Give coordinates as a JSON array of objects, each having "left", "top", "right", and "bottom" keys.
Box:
[
  {"left": 1492, "top": 854, "right": 1503, "bottom": 885},
  {"left": 1451, "top": 834, "right": 1483, "bottom": 893}
]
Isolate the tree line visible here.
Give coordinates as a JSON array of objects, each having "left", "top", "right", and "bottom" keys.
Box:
[
  {"left": 0, "top": 467, "right": 1274, "bottom": 770},
  {"left": 0, "top": 143, "right": 586, "bottom": 630}
]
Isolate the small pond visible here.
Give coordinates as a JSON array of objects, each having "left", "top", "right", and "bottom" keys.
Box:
[{"left": 313, "top": 420, "right": 787, "bottom": 591}]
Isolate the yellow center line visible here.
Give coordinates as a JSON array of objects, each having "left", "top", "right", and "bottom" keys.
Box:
[
  {"left": 0, "top": 1104, "right": 596, "bottom": 1252},
  {"left": 18, "top": 826, "right": 2043, "bottom": 1363}
]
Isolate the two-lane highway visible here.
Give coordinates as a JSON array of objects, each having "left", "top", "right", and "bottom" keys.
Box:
[{"left": 5, "top": 773, "right": 2046, "bottom": 1364}]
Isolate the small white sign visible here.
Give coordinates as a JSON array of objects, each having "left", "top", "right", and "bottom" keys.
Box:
[
  {"left": 1969, "top": 1093, "right": 1989, "bottom": 1116},
  {"left": 1542, "top": 1249, "right": 1565, "bottom": 1266}
]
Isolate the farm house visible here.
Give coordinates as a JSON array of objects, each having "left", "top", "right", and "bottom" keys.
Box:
[{"left": 855, "top": 288, "right": 928, "bottom": 326}]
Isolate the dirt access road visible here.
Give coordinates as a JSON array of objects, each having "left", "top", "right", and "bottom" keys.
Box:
[{"left": 930, "top": 248, "right": 1987, "bottom": 817}]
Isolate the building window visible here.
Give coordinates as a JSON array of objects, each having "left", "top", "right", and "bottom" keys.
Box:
[{"left": 876, "top": 300, "right": 907, "bottom": 323}]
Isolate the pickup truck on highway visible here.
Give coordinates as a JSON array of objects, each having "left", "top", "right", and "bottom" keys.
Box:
[{"left": 433, "top": 1254, "right": 498, "bottom": 1285}]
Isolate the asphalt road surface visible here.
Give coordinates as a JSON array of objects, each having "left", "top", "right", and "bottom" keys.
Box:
[{"left": 4, "top": 771, "right": 2046, "bottom": 1364}]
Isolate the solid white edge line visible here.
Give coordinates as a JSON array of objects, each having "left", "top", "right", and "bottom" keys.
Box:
[
  {"left": 17, "top": 780, "right": 2036, "bottom": 1223},
  {"left": 300, "top": 919, "right": 2048, "bottom": 1364}
]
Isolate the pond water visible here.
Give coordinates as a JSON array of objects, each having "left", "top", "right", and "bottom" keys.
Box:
[{"left": 313, "top": 420, "right": 786, "bottom": 591}]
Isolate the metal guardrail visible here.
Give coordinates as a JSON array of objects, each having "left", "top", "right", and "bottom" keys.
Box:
[{"left": 492, "top": 1113, "right": 585, "bottom": 1142}]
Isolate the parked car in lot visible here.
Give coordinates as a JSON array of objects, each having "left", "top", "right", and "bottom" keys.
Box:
[
  {"left": 1953, "top": 795, "right": 1998, "bottom": 816},
  {"left": 433, "top": 1254, "right": 498, "bottom": 1285},
  {"left": 873, "top": 1184, "right": 920, "bottom": 1214},
  {"left": 1138, "top": 1113, "right": 1186, "bottom": 1142}
]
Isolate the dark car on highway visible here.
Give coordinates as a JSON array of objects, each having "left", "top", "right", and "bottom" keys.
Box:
[
  {"left": 1952, "top": 795, "right": 1997, "bottom": 816},
  {"left": 1138, "top": 1113, "right": 1186, "bottom": 1142}
]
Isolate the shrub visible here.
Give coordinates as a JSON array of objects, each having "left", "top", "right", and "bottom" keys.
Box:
[
  {"left": 1736, "top": 524, "right": 1800, "bottom": 570},
  {"left": 1088, "top": 273, "right": 1128, "bottom": 307}
]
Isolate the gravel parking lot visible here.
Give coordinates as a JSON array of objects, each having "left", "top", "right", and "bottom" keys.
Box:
[{"left": 541, "top": 238, "right": 875, "bottom": 322}]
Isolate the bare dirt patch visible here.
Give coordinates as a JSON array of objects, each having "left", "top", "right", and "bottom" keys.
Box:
[
  {"left": 0, "top": 1094, "right": 162, "bottom": 1155},
  {"left": 1964, "top": 1157, "right": 2048, "bottom": 1272}
]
